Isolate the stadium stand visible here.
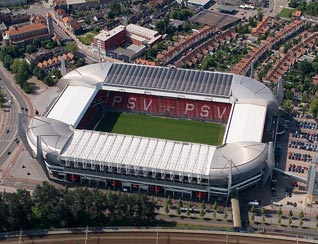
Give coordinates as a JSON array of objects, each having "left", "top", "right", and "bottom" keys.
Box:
[{"left": 25, "top": 62, "right": 282, "bottom": 201}]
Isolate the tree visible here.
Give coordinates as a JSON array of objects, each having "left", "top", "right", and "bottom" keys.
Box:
[
  {"left": 223, "top": 211, "right": 228, "bottom": 222},
  {"left": 201, "top": 200, "right": 205, "bottom": 211},
  {"left": 167, "top": 196, "right": 172, "bottom": 207},
  {"left": 66, "top": 42, "right": 78, "bottom": 53},
  {"left": 32, "top": 182, "right": 64, "bottom": 228},
  {"left": 260, "top": 207, "right": 265, "bottom": 216},
  {"left": 50, "top": 68, "right": 62, "bottom": 79},
  {"left": 250, "top": 212, "right": 255, "bottom": 223},
  {"left": 302, "top": 94, "right": 309, "bottom": 103},
  {"left": 299, "top": 219, "right": 303, "bottom": 228},
  {"left": 177, "top": 199, "right": 182, "bottom": 209},
  {"left": 248, "top": 17, "right": 256, "bottom": 28},
  {"left": 32, "top": 38, "right": 41, "bottom": 48},
  {"left": 23, "top": 82, "right": 32, "bottom": 94},
  {"left": 3, "top": 54, "right": 13, "bottom": 70},
  {"left": 277, "top": 215, "right": 282, "bottom": 225},
  {"left": 213, "top": 211, "right": 216, "bottom": 220},
  {"left": 164, "top": 201, "right": 169, "bottom": 214},
  {"left": 176, "top": 199, "right": 182, "bottom": 216},
  {"left": 299, "top": 211, "right": 304, "bottom": 220},
  {"left": 212, "top": 201, "right": 218, "bottom": 211},
  {"left": 15, "top": 71, "right": 27, "bottom": 87},
  {"left": 282, "top": 99, "right": 294, "bottom": 114},
  {"left": 288, "top": 210, "right": 293, "bottom": 218},
  {"left": 310, "top": 98, "right": 318, "bottom": 119},
  {"left": 200, "top": 207, "right": 205, "bottom": 218},
  {"left": 257, "top": 8, "right": 263, "bottom": 22},
  {"left": 109, "top": 0, "right": 121, "bottom": 18},
  {"left": 3, "top": 189, "right": 34, "bottom": 231},
  {"left": 182, "top": 22, "right": 191, "bottom": 32},
  {"left": 26, "top": 45, "right": 37, "bottom": 54},
  {"left": 76, "top": 58, "right": 86, "bottom": 68},
  {"left": 261, "top": 215, "right": 265, "bottom": 225},
  {"left": 0, "top": 183, "right": 157, "bottom": 231},
  {"left": 44, "top": 76, "right": 54, "bottom": 86},
  {"left": 43, "top": 40, "right": 57, "bottom": 49},
  {"left": 11, "top": 59, "right": 31, "bottom": 89},
  {"left": 288, "top": 217, "right": 292, "bottom": 227},
  {"left": 277, "top": 208, "right": 282, "bottom": 217},
  {"left": 250, "top": 205, "right": 255, "bottom": 214},
  {"left": 285, "top": 90, "right": 294, "bottom": 100},
  {"left": 33, "top": 66, "right": 46, "bottom": 80},
  {"left": 186, "top": 205, "right": 190, "bottom": 217},
  {"left": 11, "top": 59, "right": 28, "bottom": 74},
  {"left": 0, "top": 90, "right": 4, "bottom": 108}
]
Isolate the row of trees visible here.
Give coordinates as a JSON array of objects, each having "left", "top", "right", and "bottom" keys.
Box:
[
  {"left": 164, "top": 198, "right": 229, "bottom": 222},
  {"left": 0, "top": 182, "right": 157, "bottom": 232},
  {"left": 249, "top": 206, "right": 318, "bottom": 228}
]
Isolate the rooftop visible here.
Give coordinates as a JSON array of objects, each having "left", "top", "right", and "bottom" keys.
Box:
[
  {"left": 103, "top": 63, "right": 233, "bottom": 97},
  {"left": 218, "top": 5, "right": 236, "bottom": 13},
  {"left": 191, "top": 9, "right": 240, "bottom": 29},
  {"left": 126, "top": 23, "right": 159, "bottom": 39},
  {"left": 94, "top": 26, "right": 125, "bottom": 41},
  {"left": 187, "top": 0, "right": 212, "bottom": 6},
  {"left": 61, "top": 130, "right": 216, "bottom": 177},
  {"left": 7, "top": 23, "right": 47, "bottom": 36}
]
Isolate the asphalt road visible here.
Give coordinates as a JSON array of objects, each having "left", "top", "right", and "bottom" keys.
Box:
[
  {"left": 0, "top": 79, "right": 23, "bottom": 167},
  {"left": 0, "top": 65, "right": 30, "bottom": 181}
]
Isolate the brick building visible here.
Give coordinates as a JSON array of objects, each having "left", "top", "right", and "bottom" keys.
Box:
[
  {"left": 92, "top": 24, "right": 162, "bottom": 53},
  {"left": 5, "top": 13, "right": 54, "bottom": 45}
]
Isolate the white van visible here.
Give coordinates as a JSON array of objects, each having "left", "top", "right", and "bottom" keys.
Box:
[{"left": 248, "top": 200, "right": 260, "bottom": 206}]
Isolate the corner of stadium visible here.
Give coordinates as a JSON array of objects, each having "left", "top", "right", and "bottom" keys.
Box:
[{"left": 25, "top": 62, "right": 283, "bottom": 201}]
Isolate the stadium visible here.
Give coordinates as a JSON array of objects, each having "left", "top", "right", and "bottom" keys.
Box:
[{"left": 25, "top": 62, "right": 282, "bottom": 201}]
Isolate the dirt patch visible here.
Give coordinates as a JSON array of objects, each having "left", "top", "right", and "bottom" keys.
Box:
[{"left": 27, "top": 76, "right": 49, "bottom": 96}]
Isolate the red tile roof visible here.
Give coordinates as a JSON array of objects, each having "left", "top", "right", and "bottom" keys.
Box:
[{"left": 7, "top": 23, "right": 47, "bottom": 36}]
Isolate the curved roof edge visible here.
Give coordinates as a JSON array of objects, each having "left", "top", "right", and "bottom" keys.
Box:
[
  {"left": 209, "top": 141, "right": 269, "bottom": 183},
  {"left": 26, "top": 116, "right": 74, "bottom": 154},
  {"left": 231, "top": 75, "right": 278, "bottom": 108}
]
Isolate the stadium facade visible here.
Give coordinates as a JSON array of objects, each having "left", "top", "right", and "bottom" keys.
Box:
[{"left": 26, "top": 62, "right": 282, "bottom": 201}]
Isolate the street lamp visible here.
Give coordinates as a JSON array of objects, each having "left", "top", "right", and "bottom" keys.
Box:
[{"left": 26, "top": 172, "right": 30, "bottom": 189}]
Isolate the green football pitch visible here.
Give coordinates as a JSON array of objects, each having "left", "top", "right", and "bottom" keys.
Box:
[{"left": 95, "top": 112, "right": 225, "bottom": 145}]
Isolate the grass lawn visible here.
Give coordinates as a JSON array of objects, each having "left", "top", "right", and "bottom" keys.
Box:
[
  {"left": 278, "top": 8, "right": 296, "bottom": 18},
  {"left": 95, "top": 112, "right": 225, "bottom": 145},
  {"left": 78, "top": 32, "right": 96, "bottom": 45}
]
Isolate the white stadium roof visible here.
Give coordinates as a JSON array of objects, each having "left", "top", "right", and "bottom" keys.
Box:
[
  {"left": 60, "top": 130, "right": 215, "bottom": 178},
  {"left": 46, "top": 86, "right": 97, "bottom": 127},
  {"left": 225, "top": 104, "right": 267, "bottom": 143}
]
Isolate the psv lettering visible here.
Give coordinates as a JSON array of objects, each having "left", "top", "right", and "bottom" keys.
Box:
[
  {"left": 127, "top": 97, "right": 136, "bottom": 109},
  {"left": 200, "top": 105, "right": 210, "bottom": 117},
  {"left": 184, "top": 104, "right": 194, "bottom": 114},
  {"left": 217, "top": 107, "right": 227, "bottom": 119},
  {"left": 143, "top": 99, "right": 153, "bottom": 111},
  {"left": 112, "top": 96, "right": 122, "bottom": 106}
]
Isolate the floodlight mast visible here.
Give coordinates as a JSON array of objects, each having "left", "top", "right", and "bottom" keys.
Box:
[
  {"left": 227, "top": 159, "right": 232, "bottom": 203},
  {"left": 222, "top": 155, "right": 240, "bottom": 203}
]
